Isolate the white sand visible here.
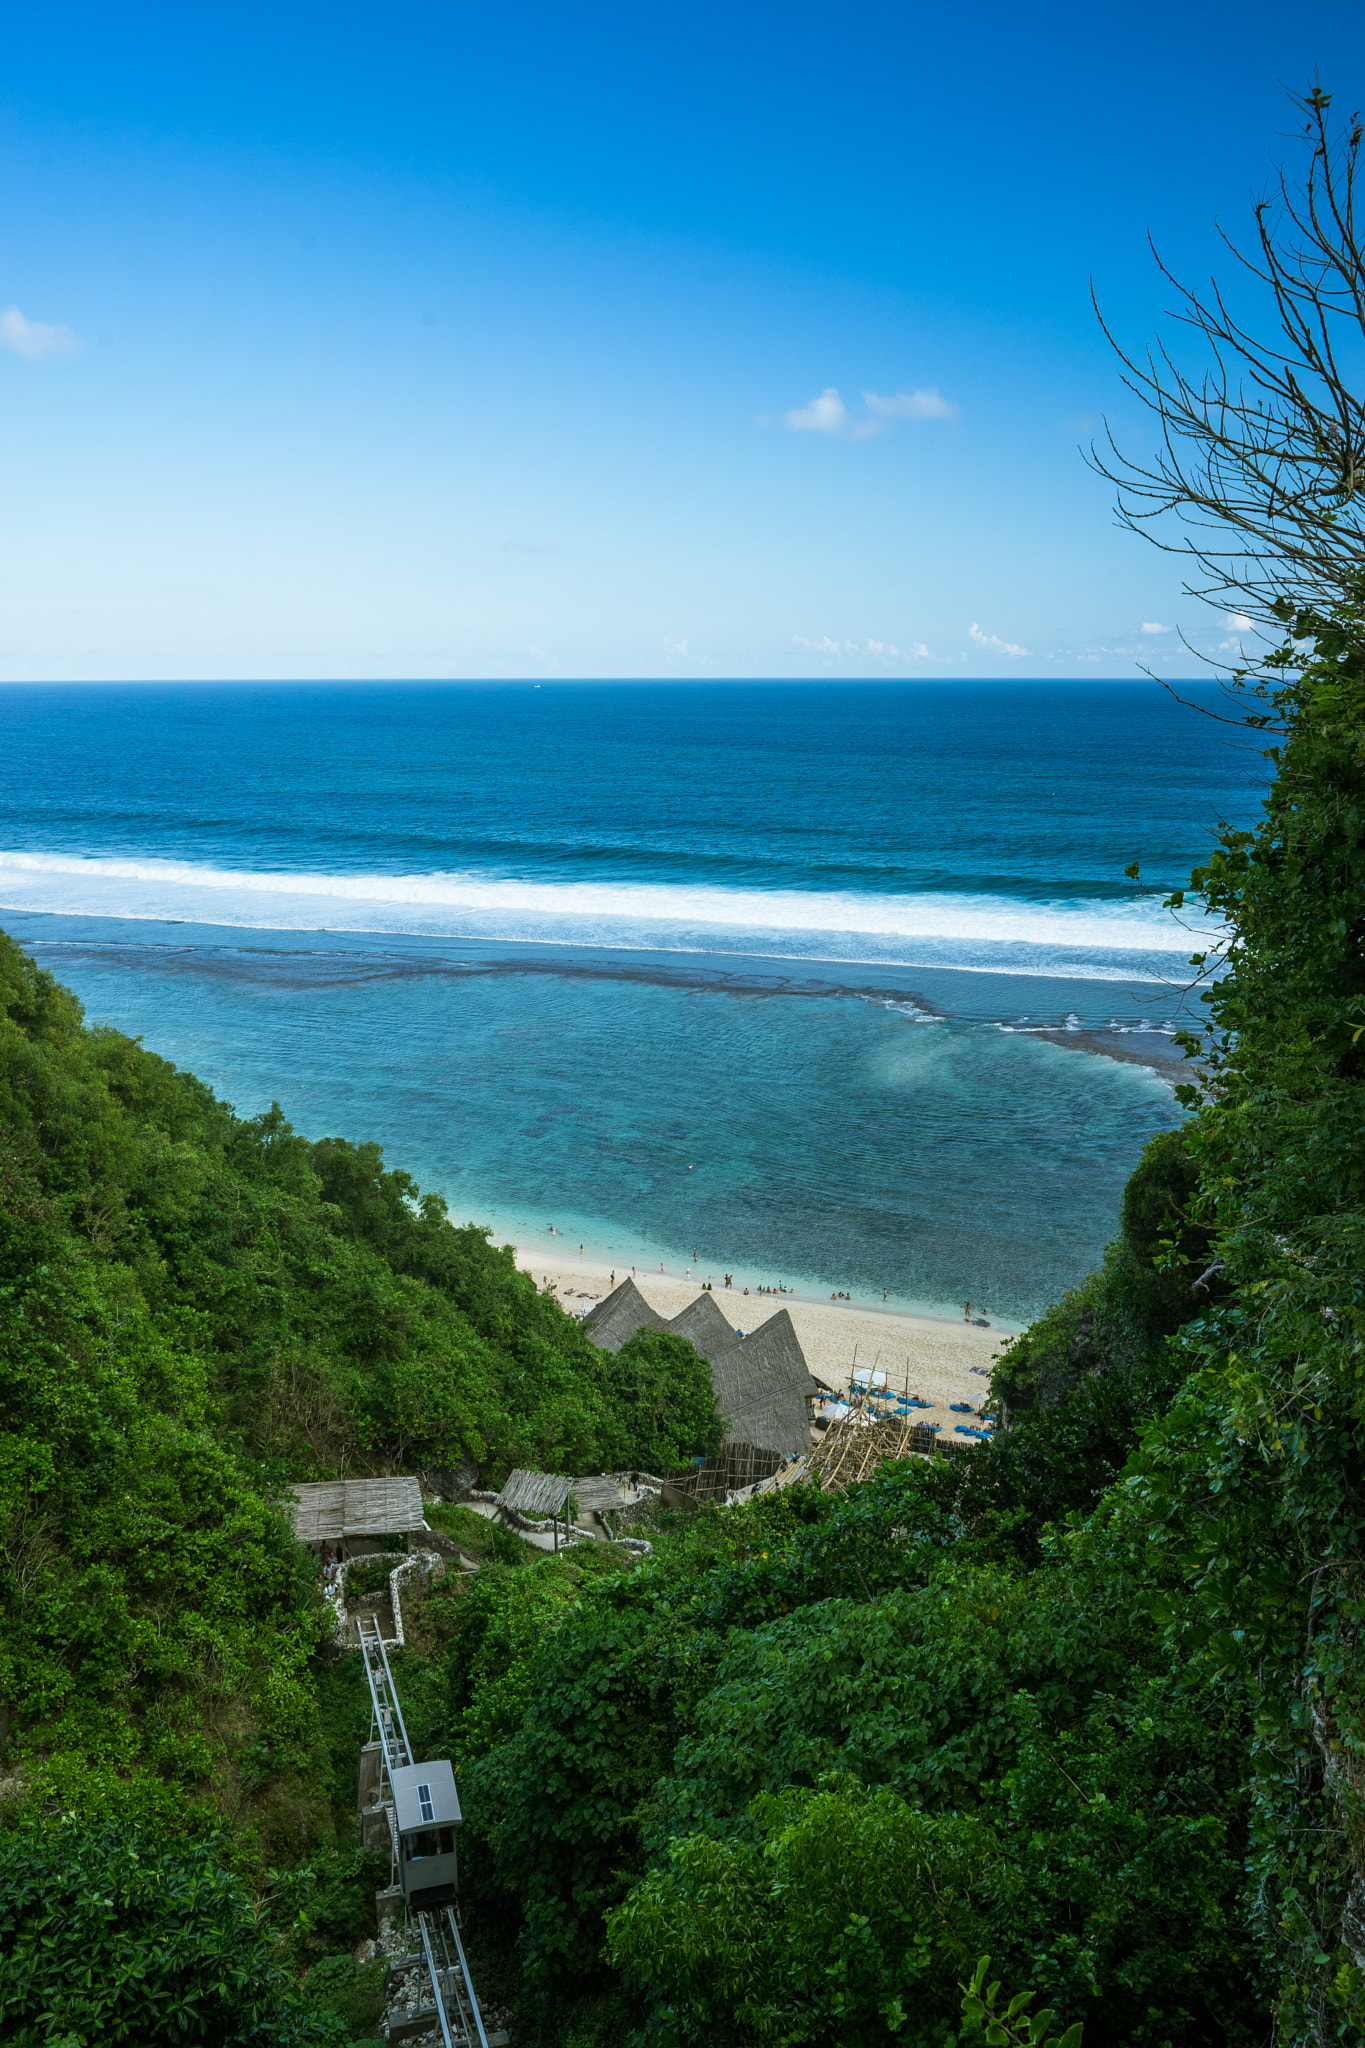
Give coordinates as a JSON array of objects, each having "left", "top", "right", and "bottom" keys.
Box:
[{"left": 515, "top": 1247, "right": 1012, "bottom": 1431}]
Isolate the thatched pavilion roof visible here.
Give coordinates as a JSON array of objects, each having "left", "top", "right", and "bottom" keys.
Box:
[
  {"left": 290, "top": 1476, "right": 426, "bottom": 1545},
  {"left": 708, "top": 1309, "right": 819, "bottom": 1459},
  {"left": 663, "top": 1291, "right": 741, "bottom": 1362},
  {"left": 580, "top": 1277, "right": 665, "bottom": 1353}
]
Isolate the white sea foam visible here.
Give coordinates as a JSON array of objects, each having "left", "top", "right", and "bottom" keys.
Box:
[
  {"left": 0, "top": 849, "right": 1215, "bottom": 980},
  {"left": 858, "top": 995, "right": 945, "bottom": 1022}
]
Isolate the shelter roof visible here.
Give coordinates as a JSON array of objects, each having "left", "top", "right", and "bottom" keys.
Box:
[
  {"left": 290, "top": 1477, "right": 425, "bottom": 1544},
  {"left": 708, "top": 1309, "right": 820, "bottom": 1459},
  {"left": 498, "top": 1469, "right": 574, "bottom": 1518},
  {"left": 587, "top": 1283, "right": 822, "bottom": 1461},
  {"left": 664, "top": 1292, "right": 742, "bottom": 1362},
  {"left": 581, "top": 1277, "right": 665, "bottom": 1354},
  {"left": 572, "top": 1474, "right": 635, "bottom": 1513}
]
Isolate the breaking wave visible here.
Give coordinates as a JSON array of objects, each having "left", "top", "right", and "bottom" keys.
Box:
[{"left": 0, "top": 849, "right": 1214, "bottom": 982}]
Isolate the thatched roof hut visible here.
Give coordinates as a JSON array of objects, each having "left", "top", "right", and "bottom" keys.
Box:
[
  {"left": 663, "top": 1291, "right": 741, "bottom": 1362},
  {"left": 580, "top": 1277, "right": 665, "bottom": 1353},
  {"left": 289, "top": 1476, "right": 426, "bottom": 1547},
  {"left": 709, "top": 1308, "right": 820, "bottom": 1460},
  {"left": 583, "top": 1281, "right": 821, "bottom": 1462},
  {"left": 497, "top": 1469, "right": 575, "bottom": 1518}
]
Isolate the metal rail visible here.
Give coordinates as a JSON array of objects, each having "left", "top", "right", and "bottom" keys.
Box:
[
  {"left": 358, "top": 1609, "right": 414, "bottom": 1793},
  {"left": 417, "top": 1906, "right": 490, "bottom": 2048},
  {"left": 356, "top": 1611, "right": 490, "bottom": 2048}
]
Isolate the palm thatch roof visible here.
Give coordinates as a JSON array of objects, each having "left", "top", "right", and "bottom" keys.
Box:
[
  {"left": 572, "top": 1474, "right": 637, "bottom": 1513},
  {"left": 498, "top": 1469, "right": 575, "bottom": 1518},
  {"left": 663, "top": 1291, "right": 741, "bottom": 1362},
  {"left": 290, "top": 1476, "right": 426, "bottom": 1545},
  {"left": 580, "top": 1277, "right": 665, "bottom": 1353},
  {"left": 708, "top": 1308, "right": 819, "bottom": 1459}
]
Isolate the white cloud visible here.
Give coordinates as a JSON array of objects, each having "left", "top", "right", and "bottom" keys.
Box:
[
  {"left": 662, "top": 638, "right": 715, "bottom": 667},
  {"left": 784, "top": 388, "right": 858, "bottom": 435},
  {"left": 0, "top": 306, "right": 79, "bottom": 360},
  {"left": 793, "top": 634, "right": 859, "bottom": 655},
  {"left": 1225, "top": 612, "right": 1254, "bottom": 631},
  {"left": 793, "top": 634, "right": 931, "bottom": 665},
  {"left": 778, "top": 383, "right": 954, "bottom": 440},
  {"left": 863, "top": 387, "right": 955, "bottom": 420},
  {"left": 969, "top": 622, "right": 1029, "bottom": 658},
  {"left": 1140, "top": 621, "right": 1170, "bottom": 635},
  {"left": 866, "top": 637, "right": 931, "bottom": 662}
]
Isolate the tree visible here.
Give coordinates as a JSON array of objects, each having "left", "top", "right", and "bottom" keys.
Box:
[
  {"left": 0, "top": 1825, "right": 337, "bottom": 2046},
  {"left": 1085, "top": 77, "right": 1365, "bottom": 2042},
  {"left": 1090, "top": 85, "right": 1365, "bottom": 631}
]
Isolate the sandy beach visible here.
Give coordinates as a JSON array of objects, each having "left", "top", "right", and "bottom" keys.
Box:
[{"left": 514, "top": 1246, "right": 1013, "bottom": 1432}]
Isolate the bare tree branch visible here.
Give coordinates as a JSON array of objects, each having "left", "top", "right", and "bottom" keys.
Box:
[{"left": 1089, "top": 84, "right": 1365, "bottom": 628}]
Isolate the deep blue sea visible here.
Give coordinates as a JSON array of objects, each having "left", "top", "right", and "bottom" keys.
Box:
[{"left": 0, "top": 681, "right": 1262, "bottom": 1322}]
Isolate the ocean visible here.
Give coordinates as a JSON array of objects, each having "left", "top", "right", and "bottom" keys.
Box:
[{"left": 0, "top": 680, "right": 1260, "bottom": 1323}]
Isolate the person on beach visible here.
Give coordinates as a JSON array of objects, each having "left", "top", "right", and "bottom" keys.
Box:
[
  {"left": 610, "top": 1271, "right": 615, "bottom": 1287},
  {"left": 964, "top": 1301, "right": 972, "bottom": 1322}
]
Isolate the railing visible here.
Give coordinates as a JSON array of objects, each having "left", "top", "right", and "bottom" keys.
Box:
[{"left": 357, "top": 1610, "right": 414, "bottom": 1798}]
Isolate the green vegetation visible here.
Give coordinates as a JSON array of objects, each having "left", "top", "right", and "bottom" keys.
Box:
[
  {"left": 0, "top": 1825, "right": 347, "bottom": 2045},
  {"left": 958, "top": 1958, "right": 1082, "bottom": 2048}
]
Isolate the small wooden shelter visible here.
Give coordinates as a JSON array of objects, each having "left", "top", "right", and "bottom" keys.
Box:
[
  {"left": 496, "top": 1468, "right": 576, "bottom": 1549},
  {"left": 290, "top": 1476, "right": 426, "bottom": 1549}
]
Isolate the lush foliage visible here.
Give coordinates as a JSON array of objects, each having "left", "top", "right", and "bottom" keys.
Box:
[
  {"left": 1110, "top": 601, "right": 1365, "bottom": 2036},
  {"left": 606, "top": 1781, "right": 991, "bottom": 2046},
  {"left": 958, "top": 1956, "right": 1082, "bottom": 2048},
  {"left": 0, "top": 1823, "right": 345, "bottom": 2046},
  {"left": 450, "top": 1434, "right": 1268, "bottom": 2047}
]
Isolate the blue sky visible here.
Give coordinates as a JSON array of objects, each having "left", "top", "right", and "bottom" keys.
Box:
[{"left": 2, "top": 0, "right": 1361, "bottom": 681}]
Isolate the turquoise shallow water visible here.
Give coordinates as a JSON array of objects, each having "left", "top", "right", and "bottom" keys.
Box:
[{"left": 0, "top": 681, "right": 1259, "bottom": 1321}]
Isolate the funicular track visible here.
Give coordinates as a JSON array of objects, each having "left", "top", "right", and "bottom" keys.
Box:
[{"left": 358, "top": 1612, "right": 490, "bottom": 2048}]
